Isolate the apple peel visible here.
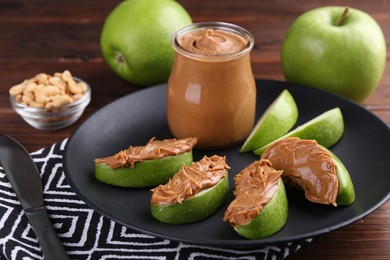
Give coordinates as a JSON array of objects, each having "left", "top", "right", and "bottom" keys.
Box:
[
  {"left": 240, "top": 89, "right": 298, "bottom": 153},
  {"left": 150, "top": 175, "right": 229, "bottom": 224},
  {"left": 95, "top": 152, "right": 193, "bottom": 188},
  {"left": 231, "top": 178, "right": 288, "bottom": 239},
  {"left": 329, "top": 149, "right": 356, "bottom": 206}
]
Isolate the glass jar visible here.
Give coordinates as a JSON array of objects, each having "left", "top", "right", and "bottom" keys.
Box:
[{"left": 167, "top": 22, "right": 256, "bottom": 149}]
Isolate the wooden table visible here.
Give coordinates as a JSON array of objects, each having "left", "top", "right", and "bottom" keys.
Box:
[{"left": 0, "top": 0, "right": 389, "bottom": 259}]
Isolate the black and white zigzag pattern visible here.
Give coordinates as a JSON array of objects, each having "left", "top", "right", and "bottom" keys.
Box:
[{"left": 0, "top": 139, "right": 311, "bottom": 260}]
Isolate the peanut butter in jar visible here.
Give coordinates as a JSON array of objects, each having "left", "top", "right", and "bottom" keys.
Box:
[{"left": 167, "top": 22, "right": 256, "bottom": 149}]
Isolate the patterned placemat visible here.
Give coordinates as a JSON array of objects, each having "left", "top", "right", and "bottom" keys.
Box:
[{"left": 0, "top": 139, "right": 311, "bottom": 259}]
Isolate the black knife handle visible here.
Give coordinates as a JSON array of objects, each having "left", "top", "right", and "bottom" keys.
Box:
[{"left": 25, "top": 207, "right": 70, "bottom": 260}]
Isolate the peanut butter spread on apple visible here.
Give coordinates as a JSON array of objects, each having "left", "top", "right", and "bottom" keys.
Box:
[
  {"left": 94, "top": 137, "right": 197, "bottom": 169},
  {"left": 151, "top": 155, "right": 230, "bottom": 205},
  {"left": 223, "top": 159, "right": 283, "bottom": 227},
  {"left": 178, "top": 28, "right": 247, "bottom": 55},
  {"left": 261, "top": 137, "right": 339, "bottom": 206}
]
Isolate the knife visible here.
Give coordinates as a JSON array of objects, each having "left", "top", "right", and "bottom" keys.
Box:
[{"left": 0, "top": 134, "right": 69, "bottom": 260}]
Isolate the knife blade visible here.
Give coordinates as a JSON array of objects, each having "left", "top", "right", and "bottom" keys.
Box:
[{"left": 0, "top": 134, "right": 69, "bottom": 260}]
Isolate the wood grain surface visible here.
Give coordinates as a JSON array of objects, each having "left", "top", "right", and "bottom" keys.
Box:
[{"left": 0, "top": 0, "right": 389, "bottom": 259}]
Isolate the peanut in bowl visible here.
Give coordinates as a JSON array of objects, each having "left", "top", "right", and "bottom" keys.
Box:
[{"left": 9, "top": 71, "right": 91, "bottom": 130}]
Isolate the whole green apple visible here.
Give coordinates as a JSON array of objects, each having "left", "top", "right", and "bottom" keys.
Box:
[
  {"left": 100, "top": 0, "right": 192, "bottom": 86},
  {"left": 282, "top": 6, "right": 386, "bottom": 103}
]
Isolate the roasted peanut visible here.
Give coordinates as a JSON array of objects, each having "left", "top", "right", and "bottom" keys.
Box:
[
  {"left": 62, "top": 70, "right": 73, "bottom": 83},
  {"left": 22, "top": 95, "right": 33, "bottom": 105},
  {"left": 9, "top": 82, "right": 25, "bottom": 96},
  {"left": 52, "top": 95, "right": 73, "bottom": 107},
  {"left": 35, "top": 94, "right": 50, "bottom": 104},
  {"left": 72, "top": 93, "right": 84, "bottom": 101},
  {"left": 36, "top": 73, "right": 49, "bottom": 85},
  {"left": 29, "top": 101, "right": 45, "bottom": 108},
  {"left": 42, "top": 85, "right": 61, "bottom": 96},
  {"left": 67, "top": 80, "right": 82, "bottom": 94},
  {"left": 23, "top": 81, "right": 37, "bottom": 94},
  {"left": 49, "top": 76, "right": 67, "bottom": 89},
  {"left": 15, "top": 94, "right": 23, "bottom": 103},
  {"left": 78, "top": 81, "right": 88, "bottom": 93}
]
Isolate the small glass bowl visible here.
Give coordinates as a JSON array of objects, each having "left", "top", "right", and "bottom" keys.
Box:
[{"left": 9, "top": 77, "right": 91, "bottom": 130}]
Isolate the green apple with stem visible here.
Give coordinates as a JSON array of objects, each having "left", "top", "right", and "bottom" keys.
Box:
[
  {"left": 282, "top": 6, "right": 387, "bottom": 103},
  {"left": 254, "top": 107, "right": 344, "bottom": 155},
  {"left": 240, "top": 89, "right": 298, "bottom": 153},
  {"left": 100, "top": 0, "right": 192, "bottom": 86}
]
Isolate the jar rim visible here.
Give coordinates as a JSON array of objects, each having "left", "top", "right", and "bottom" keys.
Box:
[{"left": 171, "top": 22, "right": 254, "bottom": 61}]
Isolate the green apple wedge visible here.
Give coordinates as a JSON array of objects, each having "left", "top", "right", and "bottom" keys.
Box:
[
  {"left": 328, "top": 149, "right": 355, "bottom": 205},
  {"left": 95, "top": 152, "right": 193, "bottom": 188},
  {"left": 254, "top": 107, "right": 344, "bottom": 155},
  {"left": 240, "top": 89, "right": 298, "bottom": 153},
  {"left": 224, "top": 159, "right": 288, "bottom": 239},
  {"left": 150, "top": 175, "right": 229, "bottom": 224},
  {"left": 233, "top": 178, "right": 288, "bottom": 239},
  {"left": 261, "top": 137, "right": 355, "bottom": 206}
]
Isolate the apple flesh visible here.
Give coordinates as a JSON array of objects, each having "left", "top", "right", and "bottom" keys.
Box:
[{"left": 282, "top": 6, "right": 387, "bottom": 103}]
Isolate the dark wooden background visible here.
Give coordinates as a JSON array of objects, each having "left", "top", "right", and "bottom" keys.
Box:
[{"left": 0, "top": 0, "right": 389, "bottom": 259}]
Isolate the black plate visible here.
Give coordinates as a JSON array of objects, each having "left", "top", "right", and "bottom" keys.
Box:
[{"left": 63, "top": 79, "right": 390, "bottom": 248}]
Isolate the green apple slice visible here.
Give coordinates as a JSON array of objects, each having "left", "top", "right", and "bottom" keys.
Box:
[
  {"left": 254, "top": 107, "right": 344, "bottom": 155},
  {"left": 234, "top": 178, "right": 288, "bottom": 239},
  {"left": 240, "top": 89, "right": 298, "bottom": 153},
  {"left": 150, "top": 175, "right": 229, "bottom": 224},
  {"left": 95, "top": 152, "right": 193, "bottom": 188},
  {"left": 328, "top": 149, "right": 355, "bottom": 205},
  {"left": 261, "top": 137, "right": 355, "bottom": 206}
]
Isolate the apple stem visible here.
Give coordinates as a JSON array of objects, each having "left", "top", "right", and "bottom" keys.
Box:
[{"left": 337, "top": 6, "right": 349, "bottom": 26}]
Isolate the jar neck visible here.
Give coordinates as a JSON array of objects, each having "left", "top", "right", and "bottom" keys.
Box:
[{"left": 172, "top": 22, "right": 254, "bottom": 61}]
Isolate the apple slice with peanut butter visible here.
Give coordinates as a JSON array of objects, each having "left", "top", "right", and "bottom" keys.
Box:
[
  {"left": 261, "top": 137, "right": 355, "bottom": 206},
  {"left": 224, "top": 159, "right": 288, "bottom": 239},
  {"left": 94, "top": 137, "right": 197, "bottom": 188},
  {"left": 150, "top": 155, "right": 230, "bottom": 224}
]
